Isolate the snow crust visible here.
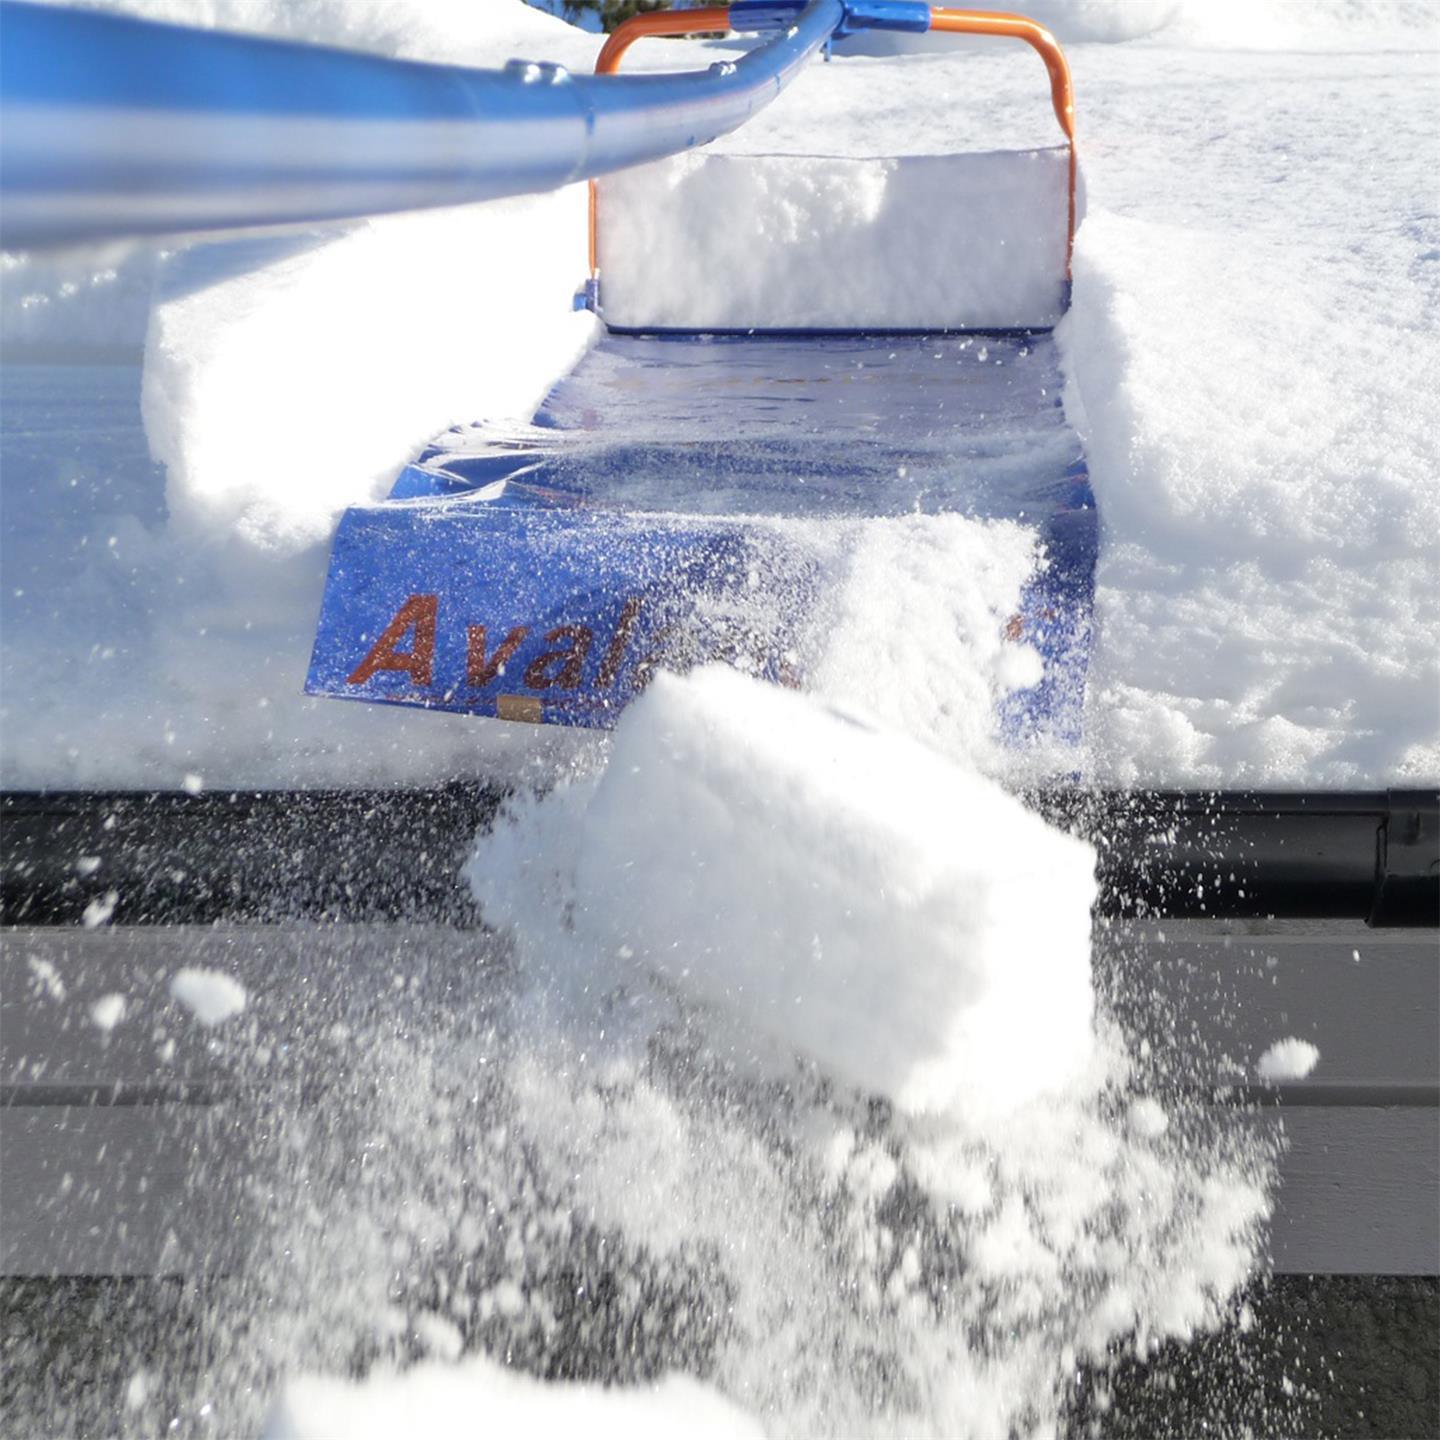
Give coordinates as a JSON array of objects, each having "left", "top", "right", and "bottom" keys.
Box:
[{"left": 597, "top": 149, "right": 1070, "bottom": 331}]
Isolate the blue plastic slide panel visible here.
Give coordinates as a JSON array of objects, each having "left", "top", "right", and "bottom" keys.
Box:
[
  {"left": 307, "top": 498, "right": 818, "bottom": 726},
  {"left": 307, "top": 333, "right": 1096, "bottom": 749}
]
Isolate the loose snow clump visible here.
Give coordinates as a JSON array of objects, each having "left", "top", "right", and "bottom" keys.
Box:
[
  {"left": 1256, "top": 1037, "right": 1320, "bottom": 1082},
  {"left": 88, "top": 993, "right": 127, "bottom": 1031},
  {"left": 170, "top": 968, "right": 248, "bottom": 1026}
]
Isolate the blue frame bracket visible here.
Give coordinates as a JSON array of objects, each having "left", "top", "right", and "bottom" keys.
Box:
[{"left": 730, "top": 1, "right": 931, "bottom": 39}]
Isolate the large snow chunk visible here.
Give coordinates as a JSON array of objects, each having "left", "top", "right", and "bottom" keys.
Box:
[
  {"left": 597, "top": 150, "right": 1071, "bottom": 331},
  {"left": 473, "top": 666, "right": 1096, "bottom": 1118}
]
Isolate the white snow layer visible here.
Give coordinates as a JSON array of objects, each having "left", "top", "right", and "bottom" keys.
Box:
[
  {"left": 266, "top": 1359, "right": 764, "bottom": 1440},
  {"left": 597, "top": 148, "right": 1071, "bottom": 331},
  {"left": 468, "top": 665, "right": 1096, "bottom": 1118},
  {"left": 3, "top": 0, "right": 1435, "bottom": 787},
  {"left": 1061, "top": 205, "right": 1440, "bottom": 786}
]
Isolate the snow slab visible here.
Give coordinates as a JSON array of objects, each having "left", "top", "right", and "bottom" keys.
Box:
[
  {"left": 265, "top": 1359, "right": 764, "bottom": 1440},
  {"left": 597, "top": 148, "right": 1071, "bottom": 331},
  {"left": 468, "top": 665, "right": 1096, "bottom": 1118}
]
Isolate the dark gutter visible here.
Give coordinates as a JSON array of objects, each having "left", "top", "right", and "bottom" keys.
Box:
[
  {"left": 2, "top": 787, "right": 1435, "bottom": 928},
  {"left": 1028, "top": 789, "right": 1439, "bottom": 927}
]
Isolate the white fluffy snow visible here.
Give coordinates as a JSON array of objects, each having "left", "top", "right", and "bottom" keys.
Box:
[
  {"left": 811, "top": 514, "right": 1050, "bottom": 775},
  {"left": 597, "top": 148, "right": 1071, "bottom": 331},
  {"left": 80, "top": 890, "right": 119, "bottom": 928},
  {"left": 1063, "top": 210, "right": 1440, "bottom": 786},
  {"left": 169, "top": 967, "right": 248, "bottom": 1025},
  {"left": 266, "top": 1359, "right": 764, "bottom": 1440},
  {"left": 1256, "top": 1037, "right": 1321, "bottom": 1083},
  {"left": 468, "top": 665, "right": 1096, "bottom": 1118}
]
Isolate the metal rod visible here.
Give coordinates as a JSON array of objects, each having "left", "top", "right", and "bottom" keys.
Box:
[{"left": 0, "top": 0, "right": 844, "bottom": 250}]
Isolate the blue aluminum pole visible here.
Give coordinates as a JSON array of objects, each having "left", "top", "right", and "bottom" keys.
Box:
[{"left": 0, "top": 0, "right": 844, "bottom": 250}]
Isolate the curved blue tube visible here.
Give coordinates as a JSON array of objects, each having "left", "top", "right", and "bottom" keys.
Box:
[{"left": 0, "top": 0, "right": 844, "bottom": 250}]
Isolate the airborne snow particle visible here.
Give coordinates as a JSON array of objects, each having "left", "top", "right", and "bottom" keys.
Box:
[
  {"left": 170, "top": 968, "right": 248, "bottom": 1026},
  {"left": 81, "top": 890, "right": 118, "bottom": 928},
  {"left": 1127, "top": 1097, "right": 1170, "bottom": 1138},
  {"left": 89, "top": 993, "right": 127, "bottom": 1031},
  {"left": 1256, "top": 1037, "right": 1320, "bottom": 1082}
]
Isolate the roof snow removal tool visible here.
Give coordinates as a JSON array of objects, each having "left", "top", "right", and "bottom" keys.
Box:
[{"left": 304, "top": 4, "right": 1092, "bottom": 761}]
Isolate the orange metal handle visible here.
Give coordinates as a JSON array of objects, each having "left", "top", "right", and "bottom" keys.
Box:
[
  {"left": 927, "top": 8, "right": 1077, "bottom": 271},
  {"left": 589, "top": 7, "right": 732, "bottom": 275},
  {"left": 929, "top": 9, "right": 1073, "bottom": 140},
  {"left": 595, "top": 7, "right": 733, "bottom": 75},
  {"left": 589, "top": 6, "right": 1077, "bottom": 281}
]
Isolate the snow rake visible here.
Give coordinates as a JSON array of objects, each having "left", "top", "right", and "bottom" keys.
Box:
[{"left": 303, "top": 3, "right": 1095, "bottom": 766}]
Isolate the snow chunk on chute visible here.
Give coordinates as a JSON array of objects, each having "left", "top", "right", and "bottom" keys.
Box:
[{"left": 597, "top": 150, "right": 1073, "bottom": 332}]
